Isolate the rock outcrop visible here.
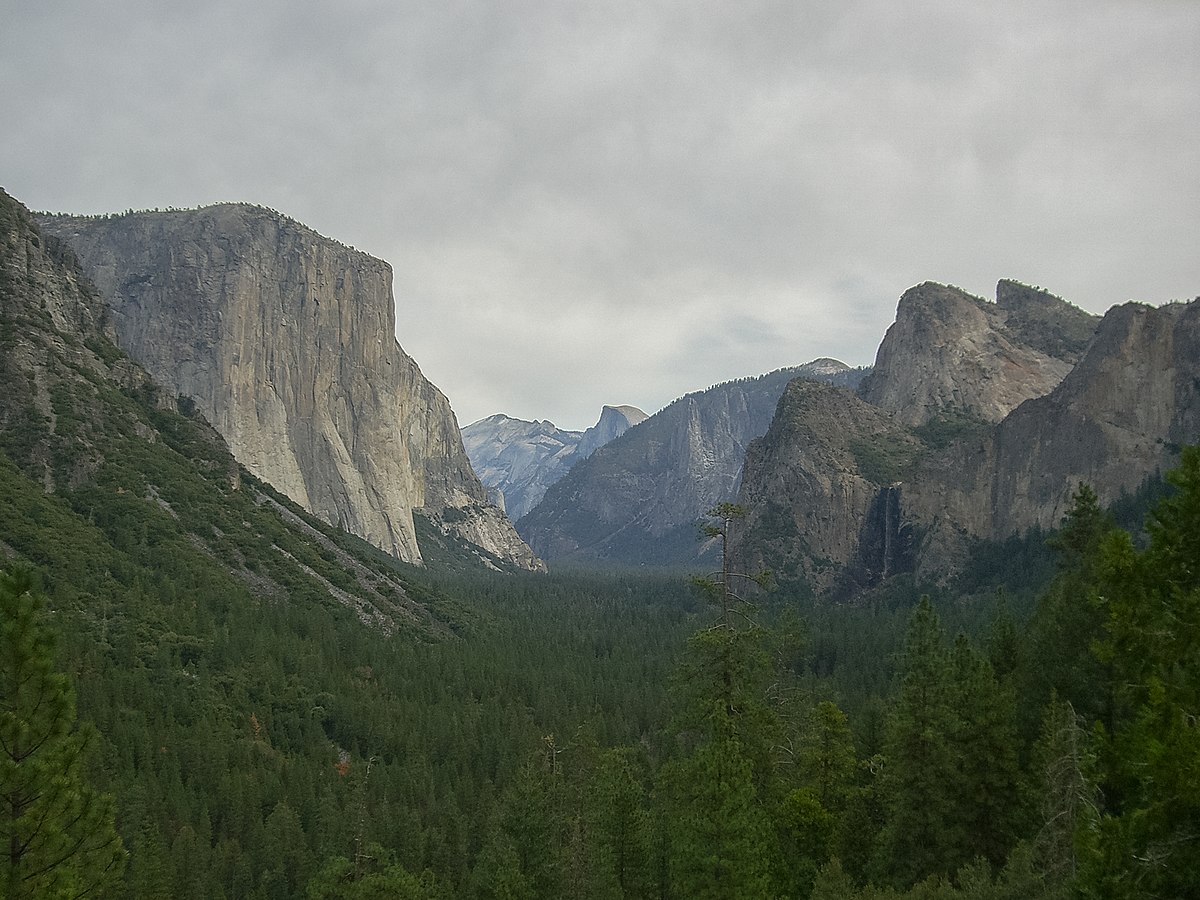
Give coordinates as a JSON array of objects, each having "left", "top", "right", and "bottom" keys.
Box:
[
  {"left": 462, "top": 404, "right": 646, "bottom": 521},
  {"left": 576, "top": 405, "right": 649, "bottom": 459},
  {"left": 518, "top": 361, "right": 868, "bottom": 566},
  {"left": 905, "top": 297, "right": 1200, "bottom": 576},
  {"left": 733, "top": 282, "right": 1198, "bottom": 596},
  {"left": 858, "top": 281, "right": 1098, "bottom": 426},
  {"left": 734, "top": 379, "right": 921, "bottom": 597},
  {"left": 38, "top": 205, "right": 541, "bottom": 570}
]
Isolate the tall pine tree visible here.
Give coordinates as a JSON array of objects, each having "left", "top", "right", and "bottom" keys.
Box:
[
  {"left": 0, "top": 566, "right": 125, "bottom": 899},
  {"left": 1083, "top": 446, "right": 1200, "bottom": 897}
]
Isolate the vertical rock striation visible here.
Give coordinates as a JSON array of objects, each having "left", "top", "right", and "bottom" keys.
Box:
[
  {"left": 734, "top": 280, "right": 1198, "bottom": 595},
  {"left": 906, "top": 298, "right": 1200, "bottom": 576},
  {"left": 38, "top": 205, "right": 541, "bottom": 569}
]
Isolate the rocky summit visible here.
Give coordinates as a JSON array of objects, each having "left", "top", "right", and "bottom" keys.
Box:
[
  {"left": 38, "top": 205, "right": 541, "bottom": 570},
  {"left": 732, "top": 280, "right": 1199, "bottom": 596},
  {"left": 462, "top": 405, "right": 647, "bottom": 521},
  {"left": 858, "top": 280, "right": 1098, "bottom": 426}
]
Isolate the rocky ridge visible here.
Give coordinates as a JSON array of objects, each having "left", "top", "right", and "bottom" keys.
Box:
[
  {"left": 858, "top": 281, "right": 1098, "bottom": 426},
  {"left": 38, "top": 205, "right": 541, "bottom": 570},
  {"left": 905, "top": 297, "right": 1200, "bottom": 576},
  {"left": 462, "top": 404, "right": 647, "bottom": 521},
  {"left": 518, "top": 360, "right": 868, "bottom": 566},
  {"left": 733, "top": 281, "right": 1198, "bottom": 596}
]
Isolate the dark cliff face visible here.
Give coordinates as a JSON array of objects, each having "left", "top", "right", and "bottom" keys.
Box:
[
  {"left": 518, "top": 361, "right": 865, "bottom": 567},
  {"left": 732, "top": 379, "right": 921, "bottom": 597},
  {"left": 858, "top": 281, "right": 1099, "bottom": 427},
  {"left": 37, "top": 205, "right": 542, "bottom": 570}
]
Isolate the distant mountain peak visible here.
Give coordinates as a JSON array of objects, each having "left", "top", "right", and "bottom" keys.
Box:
[{"left": 462, "top": 404, "right": 645, "bottom": 521}]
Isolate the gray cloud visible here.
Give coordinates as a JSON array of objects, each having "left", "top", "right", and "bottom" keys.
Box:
[{"left": 3, "top": 0, "right": 1197, "bottom": 429}]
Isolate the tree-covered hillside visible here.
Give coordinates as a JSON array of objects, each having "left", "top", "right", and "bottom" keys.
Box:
[{"left": 3, "top": 187, "right": 1195, "bottom": 897}]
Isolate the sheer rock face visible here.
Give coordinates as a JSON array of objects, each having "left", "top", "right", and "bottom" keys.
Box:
[
  {"left": 733, "top": 284, "right": 1199, "bottom": 594},
  {"left": 575, "top": 405, "right": 649, "bottom": 459},
  {"left": 733, "top": 379, "right": 921, "bottom": 597},
  {"left": 462, "top": 404, "right": 647, "bottom": 522},
  {"left": 517, "top": 361, "right": 868, "bottom": 567},
  {"left": 38, "top": 205, "right": 541, "bottom": 569},
  {"left": 906, "top": 298, "right": 1200, "bottom": 577},
  {"left": 859, "top": 281, "right": 1098, "bottom": 426}
]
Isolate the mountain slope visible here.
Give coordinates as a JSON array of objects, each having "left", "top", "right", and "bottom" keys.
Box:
[
  {"left": 462, "top": 404, "right": 647, "bottom": 520},
  {"left": 906, "top": 297, "right": 1200, "bottom": 576},
  {"left": 517, "top": 361, "right": 867, "bottom": 567},
  {"left": 37, "top": 205, "right": 540, "bottom": 570},
  {"left": 735, "top": 378, "right": 922, "bottom": 597},
  {"left": 0, "top": 187, "right": 475, "bottom": 636}
]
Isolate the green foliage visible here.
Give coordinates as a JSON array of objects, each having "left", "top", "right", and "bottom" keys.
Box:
[
  {"left": 1079, "top": 446, "right": 1200, "bottom": 898},
  {"left": 663, "top": 709, "right": 775, "bottom": 900},
  {"left": 7, "top": 192, "right": 1199, "bottom": 896},
  {"left": 306, "top": 845, "right": 450, "bottom": 899},
  {"left": 0, "top": 566, "right": 126, "bottom": 899},
  {"left": 850, "top": 434, "right": 922, "bottom": 486},
  {"left": 1017, "top": 485, "right": 1117, "bottom": 739},
  {"left": 877, "top": 600, "right": 1023, "bottom": 887},
  {"left": 912, "top": 409, "right": 990, "bottom": 451}
]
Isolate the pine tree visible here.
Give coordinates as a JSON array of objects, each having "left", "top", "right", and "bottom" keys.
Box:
[
  {"left": 662, "top": 509, "right": 779, "bottom": 898},
  {"left": 0, "top": 566, "right": 126, "bottom": 899},
  {"left": 1021, "top": 484, "right": 1115, "bottom": 734},
  {"left": 1083, "top": 446, "right": 1200, "bottom": 897},
  {"left": 945, "top": 633, "right": 1022, "bottom": 870},
  {"left": 876, "top": 597, "right": 957, "bottom": 886},
  {"left": 798, "top": 700, "right": 857, "bottom": 811},
  {"left": 1029, "top": 696, "right": 1096, "bottom": 891},
  {"left": 585, "top": 748, "right": 653, "bottom": 899},
  {"left": 664, "top": 705, "right": 774, "bottom": 900}
]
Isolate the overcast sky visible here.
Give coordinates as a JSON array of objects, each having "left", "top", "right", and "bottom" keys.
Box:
[{"left": 3, "top": 1, "right": 1197, "bottom": 430}]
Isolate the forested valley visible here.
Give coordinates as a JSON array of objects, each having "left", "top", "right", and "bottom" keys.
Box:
[
  {"left": 5, "top": 436, "right": 1198, "bottom": 898},
  {"left": 2, "top": 187, "right": 1198, "bottom": 899}
]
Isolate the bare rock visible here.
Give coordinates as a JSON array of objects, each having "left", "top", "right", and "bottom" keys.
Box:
[{"left": 39, "top": 205, "right": 540, "bottom": 569}]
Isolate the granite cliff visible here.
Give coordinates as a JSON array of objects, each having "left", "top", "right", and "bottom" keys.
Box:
[
  {"left": 905, "top": 297, "right": 1200, "bottom": 576},
  {"left": 38, "top": 205, "right": 541, "bottom": 570},
  {"left": 733, "top": 281, "right": 1198, "bottom": 596},
  {"left": 858, "top": 280, "right": 1098, "bottom": 426},
  {"left": 0, "top": 187, "right": 461, "bottom": 632},
  {"left": 462, "top": 404, "right": 646, "bottom": 521},
  {"left": 518, "top": 361, "right": 867, "bottom": 566},
  {"left": 735, "top": 379, "right": 921, "bottom": 597}
]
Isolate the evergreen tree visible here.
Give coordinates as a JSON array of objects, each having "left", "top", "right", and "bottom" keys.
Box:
[
  {"left": 945, "top": 633, "right": 1022, "bottom": 870},
  {"left": 1028, "top": 697, "right": 1096, "bottom": 891},
  {"left": 306, "top": 844, "right": 450, "bottom": 899},
  {"left": 1020, "top": 484, "right": 1115, "bottom": 734},
  {"left": 585, "top": 748, "right": 653, "bottom": 899},
  {"left": 664, "top": 705, "right": 774, "bottom": 900},
  {"left": 798, "top": 700, "right": 857, "bottom": 811},
  {"left": 0, "top": 566, "right": 126, "bottom": 899},
  {"left": 663, "top": 507, "right": 779, "bottom": 898},
  {"left": 876, "top": 597, "right": 957, "bottom": 886},
  {"left": 1083, "top": 446, "right": 1200, "bottom": 897}
]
